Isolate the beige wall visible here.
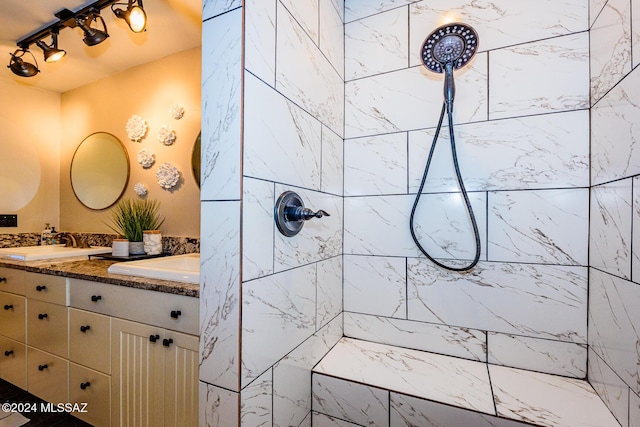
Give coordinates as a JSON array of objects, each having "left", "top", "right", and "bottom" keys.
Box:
[
  {"left": 60, "top": 47, "right": 201, "bottom": 237},
  {"left": 0, "top": 77, "right": 61, "bottom": 233}
]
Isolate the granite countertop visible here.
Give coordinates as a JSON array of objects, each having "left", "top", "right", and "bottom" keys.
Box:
[{"left": 0, "top": 258, "right": 199, "bottom": 298}]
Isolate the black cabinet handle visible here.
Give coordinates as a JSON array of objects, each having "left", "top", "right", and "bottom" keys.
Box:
[
  {"left": 4, "top": 350, "right": 13, "bottom": 356},
  {"left": 38, "top": 313, "right": 48, "bottom": 320},
  {"left": 80, "top": 382, "right": 91, "bottom": 390},
  {"left": 90, "top": 295, "right": 102, "bottom": 302},
  {"left": 149, "top": 334, "right": 160, "bottom": 343},
  {"left": 36, "top": 285, "right": 47, "bottom": 291},
  {"left": 80, "top": 325, "right": 91, "bottom": 333},
  {"left": 38, "top": 364, "right": 48, "bottom": 371},
  {"left": 162, "top": 338, "right": 173, "bottom": 347},
  {"left": 170, "top": 310, "right": 182, "bottom": 319},
  {"left": 3, "top": 304, "right": 13, "bottom": 310},
  {"left": 0, "top": 277, "right": 6, "bottom": 282}
]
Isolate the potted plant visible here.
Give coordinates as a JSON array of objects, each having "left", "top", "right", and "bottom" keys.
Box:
[{"left": 106, "top": 198, "right": 165, "bottom": 255}]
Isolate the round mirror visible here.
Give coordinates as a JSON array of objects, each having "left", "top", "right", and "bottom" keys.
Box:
[
  {"left": 71, "top": 132, "right": 129, "bottom": 210},
  {"left": 191, "top": 132, "right": 201, "bottom": 187}
]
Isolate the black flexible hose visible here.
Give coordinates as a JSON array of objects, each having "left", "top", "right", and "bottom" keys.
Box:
[{"left": 409, "top": 102, "right": 481, "bottom": 271}]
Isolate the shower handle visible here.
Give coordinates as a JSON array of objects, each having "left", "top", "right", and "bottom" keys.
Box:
[
  {"left": 444, "top": 62, "right": 455, "bottom": 109},
  {"left": 275, "top": 191, "right": 330, "bottom": 237}
]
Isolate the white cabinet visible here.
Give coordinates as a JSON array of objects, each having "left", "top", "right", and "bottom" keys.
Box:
[
  {"left": 70, "top": 362, "right": 111, "bottom": 427},
  {"left": 69, "top": 308, "right": 111, "bottom": 374},
  {"left": 0, "top": 335, "right": 26, "bottom": 389},
  {"left": 0, "top": 291, "right": 26, "bottom": 342},
  {"left": 27, "top": 346, "right": 69, "bottom": 404},
  {"left": 0, "top": 269, "right": 27, "bottom": 390}
]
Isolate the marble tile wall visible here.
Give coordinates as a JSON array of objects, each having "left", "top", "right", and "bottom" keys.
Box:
[
  {"left": 343, "top": 0, "right": 591, "bottom": 380},
  {"left": 588, "top": 0, "right": 640, "bottom": 423}
]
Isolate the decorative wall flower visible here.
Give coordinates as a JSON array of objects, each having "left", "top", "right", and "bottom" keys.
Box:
[
  {"left": 156, "top": 162, "right": 180, "bottom": 189},
  {"left": 134, "top": 183, "right": 148, "bottom": 197},
  {"left": 158, "top": 125, "right": 176, "bottom": 146},
  {"left": 137, "top": 148, "right": 155, "bottom": 168},
  {"left": 126, "top": 115, "right": 148, "bottom": 142},
  {"left": 169, "top": 104, "right": 185, "bottom": 120}
]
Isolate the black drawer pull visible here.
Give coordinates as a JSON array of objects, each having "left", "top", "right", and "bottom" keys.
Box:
[
  {"left": 38, "top": 364, "right": 48, "bottom": 371},
  {"left": 4, "top": 350, "right": 14, "bottom": 356},
  {"left": 170, "top": 310, "right": 182, "bottom": 319},
  {"left": 0, "top": 277, "right": 6, "bottom": 282},
  {"left": 3, "top": 304, "right": 13, "bottom": 310},
  {"left": 162, "top": 338, "right": 173, "bottom": 347},
  {"left": 80, "top": 382, "right": 91, "bottom": 390},
  {"left": 90, "top": 295, "right": 102, "bottom": 302},
  {"left": 36, "top": 285, "right": 47, "bottom": 291},
  {"left": 80, "top": 325, "right": 91, "bottom": 333},
  {"left": 38, "top": 313, "right": 48, "bottom": 320},
  {"left": 149, "top": 334, "right": 160, "bottom": 343}
]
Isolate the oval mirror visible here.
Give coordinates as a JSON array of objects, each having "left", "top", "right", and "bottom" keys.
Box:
[{"left": 71, "top": 132, "right": 129, "bottom": 210}]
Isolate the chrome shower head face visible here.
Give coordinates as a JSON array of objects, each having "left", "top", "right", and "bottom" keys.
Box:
[{"left": 421, "top": 23, "right": 479, "bottom": 73}]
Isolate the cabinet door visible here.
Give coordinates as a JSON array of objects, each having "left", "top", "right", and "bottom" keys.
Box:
[
  {"left": 69, "top": 308, "right": 111, "bottom": 374},
  {"left": 0, "top": 336, "right": 26, "bottom": 389},
  {"left": 70, "top": 362, "right": 111, "bottom": 427},
  {"left": 0, "top": 267, "right": 26, "bottom": 295},
  {"left": 0, "top": 292, "right": 26, "bottom": 342},
  {"left": 27, "top": 300, "right": 68, "bottom": 357},
  {"left": 111, "top": 318, "right": 164, "bottom": 427},
  {"left": 27, "top": 347, "right": 69, "bottom": 404},
  {"left": 24, "top": 273, "right": 68, "bottom": 305},
  {"left": 163, "top": 331, "right": 199, "bottom": 427}
]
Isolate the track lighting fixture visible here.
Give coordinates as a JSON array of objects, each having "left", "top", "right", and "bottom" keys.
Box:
[
  {"left": 35, "top": 32, "right": 66, "bottom": 63},
  {"left": 112, "top": 0, "right": 147, "bottom": 33},
  {"left": 7, "top": 49, "right": 39, "bottom": 77},
  {"left": 76, "top": 9, "right": 109, "bottom": 46}
]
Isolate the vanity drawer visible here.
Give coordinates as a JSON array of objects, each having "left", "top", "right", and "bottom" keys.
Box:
[
  {"left": 27, "top": 300, "right": 69, "bottom": 358},
  {"left": 0, "top": 267, "right": 26, "bottom": 295},
  {"left": 0, "top": 291, "right": 26, "bottom": 342},
  {"left": 0, "top": 336, "right": 26, "bottom": 389},
  {"left": 70, "top": 362, "right": 111, "bottom": 427},
  {"left": 69, "top": 308, "right": 111, "bottom": 374},
  {"left": 70, "top": 278, "right": 199, "bottom": 335},
  {"left": 25, "top": 272, "right": 68, "bottom": 305},
  {"left": 27, "top": 347, "right": 69, "bottom": 404}
]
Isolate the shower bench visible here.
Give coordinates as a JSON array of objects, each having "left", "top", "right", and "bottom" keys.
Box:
[{"left": 311, "top": 338, "right": 620, "bottom": 427}]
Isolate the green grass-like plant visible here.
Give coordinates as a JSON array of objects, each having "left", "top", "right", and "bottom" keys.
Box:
[{"left": 106, "top": 199, "right": 165, "bottom": 242}]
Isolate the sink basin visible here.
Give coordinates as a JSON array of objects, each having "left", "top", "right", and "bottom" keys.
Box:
[
  {"left": 107, "top": 253, "right": 200, "bottom": 284},
  {"left": 0, "top": 245, "right": 112, "bottom": 261}
]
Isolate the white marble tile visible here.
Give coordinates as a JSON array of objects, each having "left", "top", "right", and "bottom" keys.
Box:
[
  {"left": 277, "top": 2, "right": 344, "bottom": 137},
  {"left": 343, "top": 255, "right": 407, "bottom": 319},
  {"left": 344, "top": 133, "right": 408, "bottom": 196},
  {"left": 344, "top": 312, "right": 486, "bottom": 361},
  {"left": 490, "top": 365, "right": 620, "bottom": 427},
  {"left": 488, "top": 333, "right": 587, "bottom": 378},
  {"left": 590, "top": 0, "right": 631, "bottom": 105},
  {"left": 321, "top": 126, "right": 344, "bottom": 196},
  {"left": 345, "top": 0, "right": 415, "bottom": 23},
  {"left": 240, "top": 369, "right": 273, "bottom": 427},
  {"left": 199, "top": 382, "right": 239, "bottom": 427},
  {"left": 202, "top": 0, "right": 241, "bottom": 21},
  {"left": 631, "top": 391, "right": 640, "bottom": 427},
  {"left": 244, "top": 72, "right": 323, "bottom": 190},
  {"left": 274, "top": 185, "right": 342, "bottom": 272},
  {"left": 408, "top": 110, "right": 590, "bottom": 192},
  {"left": 590, "top": 0, "right": 608, "bottom": 26},
  {"left": 245, "top": 0, "right": 276, "bottom": 86},
  {"left": 242, "top": 178, "right": 275, "bottom": 281},
  {"left": 489, "top": 33, "right": 589, "bottom": 119},
  {"left": 312, "top": 412, "right": 362, "bottom": 427},
  {"left": 280, "top": 0, "right": 320, "bottom": 43},
  {"left": 273, "top": 316, "right": 343, "bottom": 427},
  {"left": 588, "top": 348, "right": 629, "bottom": 427},
  {"left": 200, "top": 201, "right": 240, "bottom": 391},
  {"left": 312, "top": 373, "right": 390, "bottom": 426},
  {"left": 390, "top": 393, "right": 531, "bottom": 427},
  {"left": 591, "top": 68, "right": 640, "bottom": 185},
  {"left": 590, "top": 180, "right": 632, "bottom": 279},
  {"left": 300, "top": 412, "right": 312, "bottom": 427},
  {"left": 314, "top": 338, "right": 495, "bottom": 414},
  {"left": 320, "top": 0, "right": 345, "bottom": 79},
  {"left": 407, "top": 260, "right": 588, "bottom": 343},
  {"left": 345, "top": 7, "right": 408, "bottom": 80},
  {"left": 201, "top": 9, "right": 242, "bottom": 201},
  {"left": 345, "top": 53, "right": 487, "bottom": 138},
  {"left": 242, "top": 264, "right": 316, "bottom": 387},
  {"left": 316, "top": 257, "right": 343, "bottom": 329},
  {"left": 488, "top": 189, "right": 589, "bottom": 266},
  {"left": 633, "top": 176, "right": 640, "bottom": 283},
  {"left": 634, "top": 0, "right": 640, "bottom": 69},
  {"left": 589, "top": 268, "right": 640, "bottom": 396},
  {"left": 409, "top": 0, "right": 588, "bottom": 67}
]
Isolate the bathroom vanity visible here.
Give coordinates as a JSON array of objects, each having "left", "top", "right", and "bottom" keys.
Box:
[{"left": 0, "top": 258, "right": 199, "bottom": 427}]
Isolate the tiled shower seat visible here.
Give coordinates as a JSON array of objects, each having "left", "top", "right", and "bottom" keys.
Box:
[{"left": 311, "top": 338, "right": 620, "bottom": 427}]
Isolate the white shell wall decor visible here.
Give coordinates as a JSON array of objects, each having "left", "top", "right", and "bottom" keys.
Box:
[
  {"left": 156, "top": 162, "right": 181, "bottom": 189},
  {"left": 158, "top": 125, "right": 177, "bottom": 146},
  {"left": 169, "top": 104, "right": 185, "bottom": 120},
  {"left": 134, "top": 183, "right": 148, "bottom": 197},
  {"left": 125, "top": 115, "right": 148, "bottom": 142},
  {"left": 137, "top": 148, "right": 155, "bottom": 168}
]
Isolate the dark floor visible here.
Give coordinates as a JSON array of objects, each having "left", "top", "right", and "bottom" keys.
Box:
[{"left": 0, "top": 378, "right": 92, "bottom": 426}]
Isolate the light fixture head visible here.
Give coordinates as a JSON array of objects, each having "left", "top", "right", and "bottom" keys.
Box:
[
  {"left": 7, "top": 49, "right": 39, "bottom": 77},
  {"left": 77, "top": 10, "right": 109, "bottom": 46},
  {"left": 36, "top": 32, "right": 66, "bottom": 63},
  {"left": 112, "top": 0, "right": 147, "bottom": 33}
]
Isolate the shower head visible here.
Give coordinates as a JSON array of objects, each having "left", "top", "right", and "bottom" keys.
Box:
[{"left": 421, "top": 23, "right": 479, "bottom": 73}]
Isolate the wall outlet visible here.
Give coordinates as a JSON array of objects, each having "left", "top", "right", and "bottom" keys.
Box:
[{"left": 0, "top": 215, "right": 17, "bottom": 227}]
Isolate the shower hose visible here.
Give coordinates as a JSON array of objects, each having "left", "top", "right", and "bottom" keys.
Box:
[{"left": 409, "top": 102, "right": 481, "bottom": 272}]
